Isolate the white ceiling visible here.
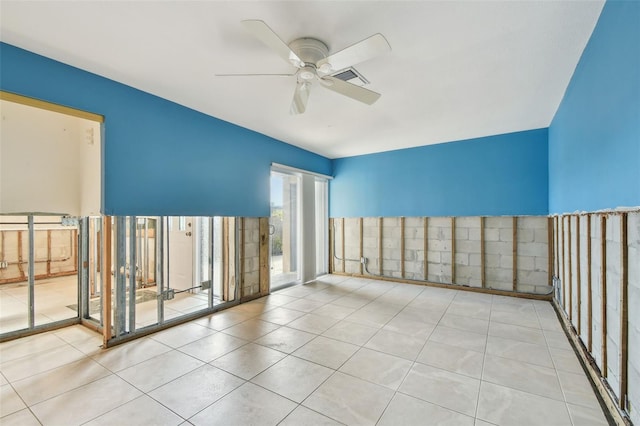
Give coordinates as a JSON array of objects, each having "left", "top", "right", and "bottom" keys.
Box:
[{"left": 0, "top": 1, "right": 604, "bottom": 159}]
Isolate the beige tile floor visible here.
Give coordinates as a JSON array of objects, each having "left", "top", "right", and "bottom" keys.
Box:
[{"left": 0, "top": 275, "right": 610, "bottom": 426}]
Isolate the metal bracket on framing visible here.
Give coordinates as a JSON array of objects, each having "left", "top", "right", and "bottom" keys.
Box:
[
  {"left": 161, "top": 289, "right": 175, "bottom": 301},
  {"left": 201, "top": 280, "right": 212, "bottom": 290}
]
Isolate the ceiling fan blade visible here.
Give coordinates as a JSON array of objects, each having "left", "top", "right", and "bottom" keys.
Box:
[
  {"left": 320, "top": 76, "right": 381, "bottom": 105},
  {"left": 290, "top": 82, "right": 310, "bottom": 115},
  {"left": 317, "top": 34, "right": 391, "bottom": 73},
  {"left": 241, "top": 20, "right": 303, "bottom": 67},
  {"left": 215, "top": 73, "right": 295, "bottom": 77}
]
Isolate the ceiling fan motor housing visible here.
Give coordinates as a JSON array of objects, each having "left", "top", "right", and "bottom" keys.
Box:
[{"left": 289, "top": 38, "right": 329, "bottom": 69}]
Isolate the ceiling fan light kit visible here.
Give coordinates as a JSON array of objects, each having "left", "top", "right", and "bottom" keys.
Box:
[{"left": 227, "top": 20, "right": 391, "bottom": 114}]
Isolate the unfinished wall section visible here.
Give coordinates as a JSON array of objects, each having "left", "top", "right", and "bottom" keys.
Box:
[
  {"left": 241, "top": 218, "right": 261, "bottom": 298},
  {"left": 627, "top": 212, "right": 640, "bottom": 426},
  {"left": 404, "top": 217, "right": 424, "bottom": 281},
  {"left": 382, "top": 217, "right": 402, "bottom": 278},
  {"left": 427, "top": 217, "right": 452, "bottom": 284},
  {"left": 484, "top": 217, "right": 514, "bottom": 291},
  {"left": 454, "top": 217, "right": 481, "bottom": 287},
  {"left": 552, "top": 210, "right": 639, "bottom": 424},
  {"left": 331, "top": 215, "right": 550, "bottom": 296}
]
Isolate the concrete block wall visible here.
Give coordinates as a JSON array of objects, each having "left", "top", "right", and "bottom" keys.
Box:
[
  {"left": 553, "top": 210, "right": 639, "bottom": 421},
  {"left": 427, "top": 217, "right": 452, "bottom": 284},
  {"left": 332, "top": 215, "right": 550, "bottom": 295},
  {"left": 362, "top": 218, "right": 380, "bottom": 275},
  {"left": 454, "top": 217, "right": 481, "bottom": 287},
  {"left": 484, "top": 217, "right": 514, "bottom": 291},
  {"left": 404, "top": 217, "right": 424, "bottom": 281},
  {"left": 241, "top": 218, "right": 260, "bottom": 297},
  {"left": 517, "top": 216, "right": 549, "bottom": 293},
  {"left": 344, "top": 218, "right": 361, "bottom": 275},
  {"left": 382, "top": 217, "right": 402, "bottom": 278}
]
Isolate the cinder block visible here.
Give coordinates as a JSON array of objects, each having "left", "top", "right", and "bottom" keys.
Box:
[
  {"left": 455, "top": 253, "right": 469, "bottom": 265},
  {"left": 534, "top": 229, "right": 549, "bottom": 243},
  {"left": 456, "top": 240, "right": 480, "bottom": 254},
  {"left": 535, "top": 257, "right": 549, "bottom": 272},
  {"left": 485, "top": 241, "right": 512, "bottom": 255},
  {"left": 517, "top": 255, "right": 535, "bottom": 271},
  {"left": 456, "top": 217, "right": 480, "bottom": 228},
  {"left": 427, "top": 251, "right": 441, "bottom": 263},
  {"left": 516, "top": 242, "right": 547, "bottom": 258},
  {"left": 405, "top": 238, "right": 424, "bottom": 250},
  {"left": 500, "top": 255, "right": 514, "bottom": 269},
  {"left": 517, "top": 229, "right": 535, "bottom": 243},
  {"left": 469, "top": 228, "right": 482, "bottom": 241},
  {"left": 428, "top": 239, "right": 450, "bottom": 252},
  {"left": 363, "top": 237, "right": 378, "bottom": 249},
  {"left": 499, "top": 228, "right": 514, "bottom": 242},
  {"left": 429, "top": 217, "right": 450, "bottom": 227},
  {"left": 485, "top": 228, "right": 500, "bottom": 242},
  {"left": 441, "top": 252, "right": 452, "bottom": 265},
  {"left": 405, "top": 217, "right": 423, "bottom": 228},
  {"left": 455, "top": 228, "right": 469, "bottom": 240},
  {"left": 485, "top": 254, "right": 500, "bottom": 268},
  {"left": 485, "top": 217, "right": 514, "bottom": 229},
  {"left": 469, "top": 254, "right": 482, "bottom": 266}
]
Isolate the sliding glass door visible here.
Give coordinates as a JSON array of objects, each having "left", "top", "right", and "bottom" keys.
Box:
[{"left": 270, "top": 171, "right": 301, "bottom": 290}]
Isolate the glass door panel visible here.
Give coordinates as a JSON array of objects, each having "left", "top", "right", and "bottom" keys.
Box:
[{"left": 270, "top": 172, "right": 301, "bottom": 289}]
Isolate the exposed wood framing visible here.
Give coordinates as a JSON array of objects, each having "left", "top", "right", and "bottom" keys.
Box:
[
  {"left": 240, "top": 218, "right": 245, "bottom": 298},
  {"left": 512, "top": 217, "right": 517, "bottom": 291},
  {"left": 341, "top": 218, "right": 346, "bottom": 274},
  {"left": 259, "top": 218, "right": 270, "bottom": 295},
  {"left": 561, "top": 216, "right": 566, "bottom": 312},
  {"left": 222, "top": 217, "right": 229, "bottom": 301},
  {"left": 576, "top": 216, "right": 581, "bottom": 334},
  {"left": 548, "top": 217, "right": 553, "bottom": 286},
  {"left": 17, "top": 231, "right": 25, "bottom": 279},
  {"left": 359, "top": 218, "right": 364, "bottom": 276},
  {"left": 619, "top": 213, "right": 628, "bottom": 410},
  {"left": 600, "top": 214, "right": 608, "bottom": 378},
  {"left": 400, "top": 217, "right": 405, "bottom": 279},
  {"left": 552, "top": 298, "right": 632, "bottom": 426},
  {"left": 568, "top": 215, "right": 573, "bottom": 321},
  {"left": 379, "top": 217, "right": 383, "bottom": 275},
  {"left": 47, "top": 230, "right": 52, "bottom": 275},
  {"left": 328, "top": 218, "right": 334, "bottom": 274},
  {"left": 73, "top": 229, "right": 78, "bottom": 272},
  {"left": 587, "top": 214, "right": 593, "bottom": 352},
  {"left": 102, "top": 217, "right": 112, "bottom": 345},
  {"left": 423, "top": 217, "right": 428, "bottom": 281},
  {"left": 480, "top": 217, "right": 486, "bottom": 288},
  {"left": 555, "top": 216, "right": 560, "bottom": 280},
  {"left": 451, "top": 217, "right": 456, "bottom": 284}
]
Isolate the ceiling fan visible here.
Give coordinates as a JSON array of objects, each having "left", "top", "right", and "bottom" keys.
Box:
[{"left": 219, "top": 20, "right": 391, "bottom": 114}]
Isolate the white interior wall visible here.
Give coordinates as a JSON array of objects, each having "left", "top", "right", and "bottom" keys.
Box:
[{"left": 0, "top": 100, "right": 100, "bottom": 216}]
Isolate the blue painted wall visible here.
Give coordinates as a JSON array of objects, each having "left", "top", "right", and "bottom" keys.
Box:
[
  {"left": 330, "top": 129, "right": 549, "bottom": 218},
  {"left": 0, "top": 43, "right": 332, "bottom": 217},
  {"left": 549, "top": 0, "right": 640, "bottom": 213}
]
